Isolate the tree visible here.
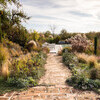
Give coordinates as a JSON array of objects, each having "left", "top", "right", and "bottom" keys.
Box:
[
  {"left": 60, "top": 29, "right": 71, "bottom": 40},
  {"left": 49, "top": 25, "right": 56, "bottom": 37},
  {"left": 0, "top": 0, "right": 30, "bottom": 45},
  {"left": 44, "top": 31, "right": 51, "bottom": 37}
]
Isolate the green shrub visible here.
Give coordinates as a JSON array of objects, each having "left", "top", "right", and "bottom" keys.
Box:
[
  {"left": 63, "top": 52, "right": 78, "bottom": 69},
  {"left": 27, "top": 77, "right": 38, "bottom": 86},
  {"left": 67, "top": 75, "right": 100, "bottom": 92},
  {"left": 6, "top": 78, "right": 29, "bottom": 88},
  {"left": 90, "top": 68, "right": 97, "bottom": 79},
  {"left": 62, "top": 47, "right": 72, "bottom": 53}
]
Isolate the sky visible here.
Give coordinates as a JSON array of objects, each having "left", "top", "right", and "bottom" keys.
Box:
[{"left": 19, "top": 0, "right": 100, "bottom": 33}]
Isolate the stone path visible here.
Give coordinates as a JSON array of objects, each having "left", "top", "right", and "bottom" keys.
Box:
[{"left": 0, "top": 54, "right": 100, "bottom": 100}]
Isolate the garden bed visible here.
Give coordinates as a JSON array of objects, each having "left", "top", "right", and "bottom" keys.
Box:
[{"left": 62, "top": 51, "right": 100, "bottom": 94}]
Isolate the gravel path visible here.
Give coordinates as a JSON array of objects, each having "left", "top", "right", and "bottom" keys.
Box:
[{"left": 39, "top": 54, "right": 71, "bottom": 85}]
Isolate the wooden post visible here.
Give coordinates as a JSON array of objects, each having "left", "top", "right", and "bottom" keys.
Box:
[{"left": 94, "top": 37, "right": 97, "bottom": 55}]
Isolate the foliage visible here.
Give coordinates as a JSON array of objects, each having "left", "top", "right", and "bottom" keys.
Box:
[
  {"left": 67, "top": 76, "right": 100, "bottom": 92},
  {"left": 0, "top": 0, "right": 30, "bottom": 46},
  {"left": 31, "top": 30, "right": 40, "bottom": 42},
  {"left": 10, "top": 52, "right": 46, "bottom": 79},
  {"left": 44, "top": 31, "right": 51, "bottom": 37},
  {"left": 62, "top": 50, "right": 100, "bottom": 93},
  {"left": 66, "top": 34, "right": 91, "bottom": 52},
  {"left": 62, "top": 52, "right": 78, "bottom": 69},
  {"left": 7, "top": 26, "right": 29, "bottom": 47},
  {"left": 59, "top": 29, "right": 72, "bottom": 40},
  {"left": 6, "top": 78, "right": 29, "bottom": 88},
  {"left": 62, "top": 47, "right": 72, "bottom": 53}
]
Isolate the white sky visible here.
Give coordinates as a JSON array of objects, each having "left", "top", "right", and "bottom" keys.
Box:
[{"left": 19, "top": 0, "right": 100, "bottom": 33}]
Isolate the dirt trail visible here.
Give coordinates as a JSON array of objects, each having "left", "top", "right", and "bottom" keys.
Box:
[{"left": 2, "top": 54, "right": 100, "bottom": 100}]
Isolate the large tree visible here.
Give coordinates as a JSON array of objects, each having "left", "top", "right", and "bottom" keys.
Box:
[{"left": 0, "top": 0, "right": 30, "bottom": 45}]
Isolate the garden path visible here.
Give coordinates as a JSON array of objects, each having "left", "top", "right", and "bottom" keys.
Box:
[{"left": 1, "top": 54, "right": 100, "bottom": 100}]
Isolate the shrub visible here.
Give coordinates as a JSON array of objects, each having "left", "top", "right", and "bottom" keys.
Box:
[
  {"left": 6, "top": 78, "right": 29, "bottom": 88},
  {"left": 65, "top": 34, "right": 91, "bottom": 52},
  {"left": 27, "top": 77, "right": 38, "bottom": 86},
  {"left": 90, "top": 68, "right": 97, "bottom": 79},
  {"left": 67, "top": 75, "right": 100, "bottom": 92},
  {"left": 63, "top": 52, "right": 78, "bottom": 69},
  {"left": 62, "top": 47, "right": 72, "bottom": 53},
  {"left": 7, "top": 26, "right": 29, "bottom": 47},
  {"left": 9, "top": 52, "right": 46, "bottom": 79}
]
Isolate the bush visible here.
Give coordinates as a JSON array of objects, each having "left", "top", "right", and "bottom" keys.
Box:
[
  {"left": 62, "top": 47, "right": 72, "bottom": 53},
  {"left": 66, "top": 34, "right": 91, "bottom": 52},
  {"left": 63, "top": 50, "right": 100, "bottom": 93},
  {"left": 6, "top": 78, "right": 29, "bottom": 88},
  {"left": 7, "top": 26, "right": 29, "bottom": 47},
  {"left": 10, "top": 52, "right": 46, "bottom": 79},
  {"left": 63, "top": 52, "right": 78, "bottom": 69},
  {"left": 67, "top": 75, "right": 100, "bottom": 92},
  {"left": 90, "top": 68, "right": 97, "bottom": 79}
]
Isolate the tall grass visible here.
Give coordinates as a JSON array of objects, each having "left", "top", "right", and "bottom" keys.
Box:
[
  {"left": 76, "top": 53, "right": 97, "bottom": 68},
  {"left": 0, "top": 45, "right": 9, "bottom": 78}
]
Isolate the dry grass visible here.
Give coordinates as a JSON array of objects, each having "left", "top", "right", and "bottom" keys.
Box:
[
  {"left": 76, "top": 53, "right": 98, "bottom": 67},
  {"left": 87, "top": 55, "right": 97, "bottom": 68},
  {"left": 76, "top": 53, "right": 88, "bottom": 63},
  {"left": 0, "top": 45, "right": 9, "bottom": 65},
  {"left": 0, "top": 45, "right": 10, "bottom": 77}
]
